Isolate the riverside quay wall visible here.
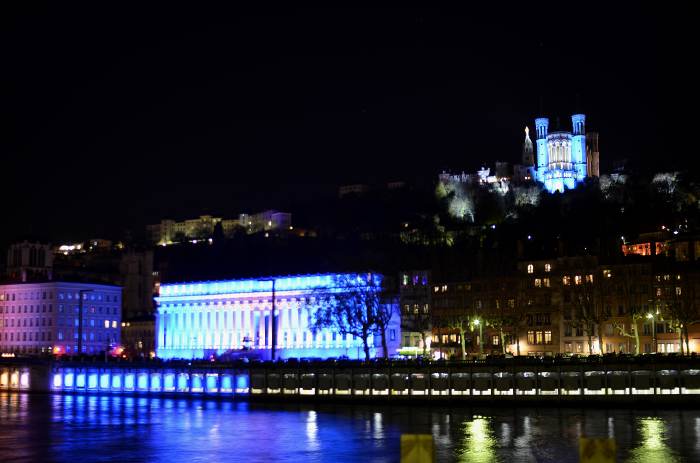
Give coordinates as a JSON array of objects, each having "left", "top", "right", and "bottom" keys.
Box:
[{"left": 3, "top": 357, "right": 700, "bottom": 404}]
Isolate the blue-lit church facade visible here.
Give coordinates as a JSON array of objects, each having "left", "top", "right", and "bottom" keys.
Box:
[
  {"left": 155, "top": 273, "right": 401, "bottom": 360},
  {"left": 534, "top": 114, "right": 588, "bottom": 193}
]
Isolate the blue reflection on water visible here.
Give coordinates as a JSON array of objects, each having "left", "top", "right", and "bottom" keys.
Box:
[{"left": 0, "top": 393, "right": 699, "bottom": 462}]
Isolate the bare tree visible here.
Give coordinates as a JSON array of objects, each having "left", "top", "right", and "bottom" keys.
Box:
[
  {"left": 400, "top": 305, "right": 433, "bottom": 356},
  {"left": 484, "top": 278, "right": 519, "bottom": 355},
  {"left": 612, "top": 267, "right": 646, "bottom": 355},
  {"left": 668, "top": 272, "right": 700, "bottom": 354},
  {"left": 310, "top": 273, "right": 392, "bottom": 361},
  {"left": 435, "top": 312, "right": 470, "bottom": 359},
  {"left": 571, "top": 271, "right": 610, "bottom": 354}
]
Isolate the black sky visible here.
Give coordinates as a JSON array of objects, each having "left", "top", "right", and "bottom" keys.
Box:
[{"left": 1, "top": 4, "right": 689, "bottom": 245}]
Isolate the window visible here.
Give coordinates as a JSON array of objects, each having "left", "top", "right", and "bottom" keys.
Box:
[
  {"left": 492, "top": 335, "right": 500, "bottom": 345},
  {"left": 527, "top": 331, "right": 535, "bottom": 344},
  {"left": 603, "top": 269, "right": 612, "bottom": 278},
  {"left": 508, "top": 299, "right": 515, "bottom": 308},
  {"left": 104, "top": 320, "right": 109, "bottom": 328},
  {"left": 536, "top": 331, "right": 543, "bottom": 344},
  {"left": 534, "top": 278, "right": 542, "bottom": 288},
  {"left": 564, "top": 342, "right": 572, "bottom": 353},
  {"left": 543, "top": 278, "right": 550, "bottom": 288},
  {"left": 676, "top": 287, "right": 682, "bottom": 296},
  {"left": 544, "top": 331, "right": 552, "bottom": 344},
  {"left": 390, "top": 329, "right": 396, "bottom": 341},
  {"left": 585, "top": 274, "right": 594, "bottom": 283},
  {"left": 544, "top": 263, "right": 551, "bottom": 273},
  {"left": 564, "top": 324, "right": 572, "bottom": 337},
  {"left": 574, "top": 275, "right": 582, "bottom": 285},
  {"left": 527, "top": 264, "right": 534, "bottom": 274}
]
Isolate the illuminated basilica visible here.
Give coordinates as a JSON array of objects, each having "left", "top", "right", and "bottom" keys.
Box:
[
  {"left": 529, "top": 113, "right": 600, "bottom": 193},
  {"left": 155, "top": 273, "right": 401, "bottom": 360}
]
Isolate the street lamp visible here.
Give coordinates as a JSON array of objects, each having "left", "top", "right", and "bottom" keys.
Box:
[
  {"left": 474, "top": 318, "right": 483, "bottom": 355},
  {"left": 77, "top": 289, "right": 93, "bottom": 356},
  {"left": 646, "top": 312, "right": 657, "bottom": 353}
]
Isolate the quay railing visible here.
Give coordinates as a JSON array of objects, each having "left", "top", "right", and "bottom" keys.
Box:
[{"left": 2, "top": 355, "right": 700, "bottom": 401}]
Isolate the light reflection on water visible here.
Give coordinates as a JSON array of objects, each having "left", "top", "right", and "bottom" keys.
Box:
[{"left": 0, "top": 393, "right": 699, "bottom": 462}]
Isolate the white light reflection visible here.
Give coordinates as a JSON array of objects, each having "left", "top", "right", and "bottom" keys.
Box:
[
  {"left": 627, "top": 417, "right": 680, "bottom": 463},
  {"left": 306, "top": 410, "right": 319, "bottom": 452},
  {"left": 457, "top": 416, "right": 498, "bottom": 463},
  {"left": 373, "top": 412, "right": 383, "bottom": 440}
]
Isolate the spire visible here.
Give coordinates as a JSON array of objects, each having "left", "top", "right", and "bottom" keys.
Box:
[{"left": 525, "top": 126, "right": 531, "bottom": 141}]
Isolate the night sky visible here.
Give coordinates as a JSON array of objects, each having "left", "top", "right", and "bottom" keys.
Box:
[{"left": 2, "top": 4, "right": 690, "bottom": 246}]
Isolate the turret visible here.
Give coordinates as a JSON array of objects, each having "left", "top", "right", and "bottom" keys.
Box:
[
  {"left": 534, "top": 118, "right": 549, "bottom": 182},
  {"left": 570, "top": 114, "right": 587, "bottom": 181}
]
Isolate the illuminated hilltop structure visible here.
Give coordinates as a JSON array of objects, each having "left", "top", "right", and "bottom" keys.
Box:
[{"left": 533, "top": 114, "right": 600, "bottom": 193}]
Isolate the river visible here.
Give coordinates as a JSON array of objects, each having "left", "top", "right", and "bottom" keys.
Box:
[{"left": 1, "top": 393, "right": 698, "bottom": 462}]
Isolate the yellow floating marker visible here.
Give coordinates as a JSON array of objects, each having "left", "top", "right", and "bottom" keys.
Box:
[
  {"left": 400, "top": 434, "right": 435, "bottom": 463},
  {"left": 579, "top": 437, "right": 616, "bottom": 463}
]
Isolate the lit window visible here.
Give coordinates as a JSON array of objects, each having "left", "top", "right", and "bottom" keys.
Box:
[
  {"left": 112, "top": 320, "right": 117, "bottom": 328},
  {"left": 676, "top": 287, "right": 682, "bottom": 296},
  {"left": 544, "top": 264, "right": 551, "bottom": 273},
  {"left": 527, "top": 264, "right": 534, "bottom": 274},
  {"left": 603, "top": 269, "right": 612, "bottom": 278},
  {"left": 543, "top": 278, "right": 550, "bottom": 288},
  {"left": 585, "top": 274, "right": 594, "bottom": 283},
  {"left": 563, "top": 276, "right": 571, "bottom": 286},
  {"left": 527, "top": 331, "right": 535, "bottom": 344},
  {"left": 536, "top": 331, "right": 543, "bottom": 344},
  {"left": 574, "top": 275, "right": 582, "bottom": 285},
  {"left": 104, "top": 320, "right": 109, "bottom": 328},
  {"left": 534, "top": 279, "right": 542, "bottom": 288},
  {"left": 544, "top": 331, "right": 552, "bottom": 344},
  {"left": 492, "top": 335, "right": 500, "bottom": 345}
]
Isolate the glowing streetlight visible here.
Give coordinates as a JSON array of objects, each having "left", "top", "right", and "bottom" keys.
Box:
[
  {"left": 646, "top": 313, "right": 657, "bottom": 353},
  {"left": 473, "top": 318, "right": 483, "bottom": 354}
]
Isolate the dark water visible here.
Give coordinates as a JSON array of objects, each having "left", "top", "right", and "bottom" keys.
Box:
[{"left": 1, "top": 393, "right": 699, "bottom": 462}]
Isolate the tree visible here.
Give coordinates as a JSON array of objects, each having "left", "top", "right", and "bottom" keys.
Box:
[
  {"left": 484, "top": 278, "right": 519, "bottom": 355},
  {"left": 310, "top": 273, "right": 393, "bottom": 361},
  {"left": 668, "top": 272, "right": 700, "bottom": 354},
  {"left": 435, "top": 312, "right": 470, "bottom": 359},
  {"left": 400, "top": 305, "right": 433, "bottom": 357},
  {"left": 612, "top": 268, "right": 646, "bottom": 355},
  {"left": 570, "top": 270, "right": 610, "bottom": 354}
]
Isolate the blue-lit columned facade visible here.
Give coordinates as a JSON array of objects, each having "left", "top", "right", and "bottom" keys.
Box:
[{"left": 155, "top": 273, "right": 401, "bottom": 360}]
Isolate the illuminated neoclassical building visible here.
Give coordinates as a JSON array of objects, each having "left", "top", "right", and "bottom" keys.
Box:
[
  {"left": 533, "top": 114, "right": 599, "bottom": 193},
  {"left": 155, "top": 273, "right": 401, "bottom": 360}
]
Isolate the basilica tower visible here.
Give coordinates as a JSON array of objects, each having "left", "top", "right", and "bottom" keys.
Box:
[
  {"left": 571, "top": 114, "right": 587, "bottom": 181},
  {"left": 534, "top": 118, "right": 549, "bottom": 183}
]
